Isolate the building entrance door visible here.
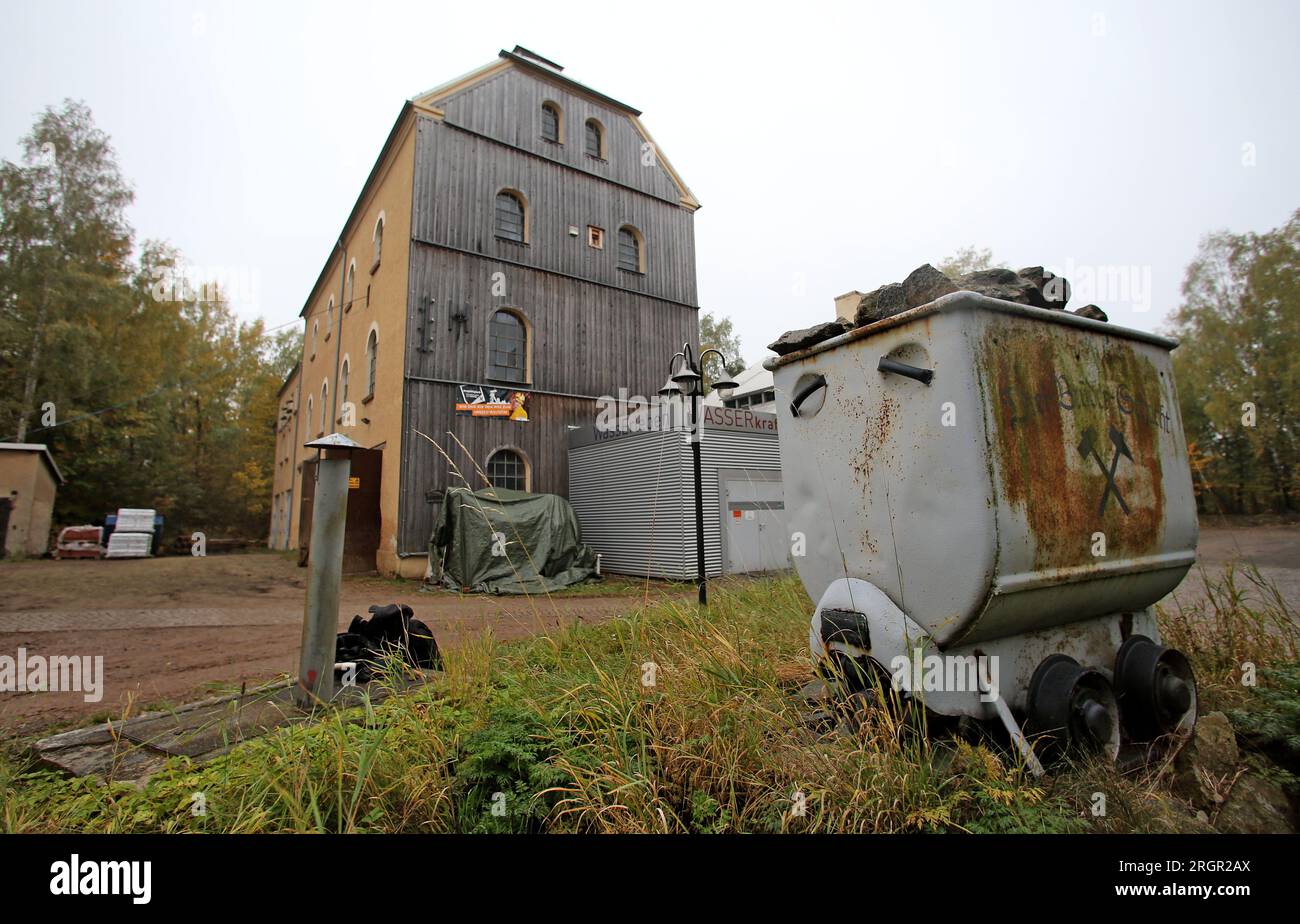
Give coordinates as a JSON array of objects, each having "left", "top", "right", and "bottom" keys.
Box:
[
  {"left": 719, "top": 469, "right": 789, "bottom": 574},
  {"left": 297, "top": 447, "right": 383, "bottom": 573}
]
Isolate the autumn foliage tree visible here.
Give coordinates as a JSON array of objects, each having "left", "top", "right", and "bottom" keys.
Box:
[
  {"left": 1168, "top": 209, "right": 1299, "bottom": 515},
  {"left": 0, "top": 101, "right": 297, "bottom": 543}
]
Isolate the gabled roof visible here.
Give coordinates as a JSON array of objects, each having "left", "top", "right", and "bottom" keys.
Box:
[
  {"left": 411, "top": 48, "right": 699, "bottom": 210},
  {"left": 0, "top": 442, "right": 64, "bottom": 484},
  {"left": 277, "top": 361, "right": 301, "bottom": 398},
  {"left": 300, "top": 49, "right": 701, "bottom": 319},
  {"left": 299, "top": 101, "right": 414, "bottom": 319}
]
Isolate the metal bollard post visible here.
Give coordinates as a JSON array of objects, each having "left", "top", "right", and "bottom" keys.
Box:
[{"left": 296, "top": 433, "right": 361, "bottom": 708}]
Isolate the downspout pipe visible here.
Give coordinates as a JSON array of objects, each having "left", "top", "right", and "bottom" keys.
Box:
[
  {"left": 287, "top": 360, "right": 304, "bottom": 547},
  {"left": 331, "top": 238, "right": 347, "bottom": 428},
  {"left": 302, "top": 238, "right": 347, "bottom": 559}
]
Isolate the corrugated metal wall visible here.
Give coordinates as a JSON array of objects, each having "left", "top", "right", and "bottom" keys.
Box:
[
  {"left": 568, "top": 427, "right": 783, "bottom": 579},
  {"left": 568, "top": 430, "right": 689, "bottom": 578}
]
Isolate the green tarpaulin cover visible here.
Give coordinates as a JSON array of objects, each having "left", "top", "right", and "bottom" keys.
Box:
[{"left": 424, "top": 487, "right": 599, "bottom": 594}]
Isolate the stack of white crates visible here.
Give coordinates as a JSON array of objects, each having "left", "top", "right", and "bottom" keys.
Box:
[{"left": 104, "top": 508, "right": 156, "bottom": 559}]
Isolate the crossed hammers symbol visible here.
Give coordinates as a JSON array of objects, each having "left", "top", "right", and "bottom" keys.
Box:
[{"left": 1077, "top": 425, "right": 1132, "bottom": 515}]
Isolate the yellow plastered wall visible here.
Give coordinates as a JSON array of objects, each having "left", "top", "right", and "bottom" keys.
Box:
[{"left": 287, "top": 117, "right": 416, "bottom": 574}]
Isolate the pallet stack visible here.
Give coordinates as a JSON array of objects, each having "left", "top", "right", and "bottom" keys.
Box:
[
  {"left": 104, "top": 508, "right": 156, "bottom": 559},
  {"left": 55, "top": 525, "right": 104, "bottom": 559}
]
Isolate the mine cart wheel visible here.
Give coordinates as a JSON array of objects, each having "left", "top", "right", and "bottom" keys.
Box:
[
  {"left": 1025, "top": 654, "right": 1121, "bottom": 762},
  {"left": 1113, "top": 635, "right": 1197, "bottom": 742}
]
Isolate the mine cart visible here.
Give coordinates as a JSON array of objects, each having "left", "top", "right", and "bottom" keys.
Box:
[{"left": 765, "top": 291, "right": 1199, "bottom": 764}]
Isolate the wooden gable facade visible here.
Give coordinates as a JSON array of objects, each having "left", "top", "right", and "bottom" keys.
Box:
[{"left": 394, "top": 50, "right": 701, "bottom": 557}]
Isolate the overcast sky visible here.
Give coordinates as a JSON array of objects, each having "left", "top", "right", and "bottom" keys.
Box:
[{"left": 3, "top": 0, "right": 1297, "bottom": 364}]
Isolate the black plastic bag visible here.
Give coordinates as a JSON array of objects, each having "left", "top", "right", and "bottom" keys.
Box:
[{"left": 334, "top": 602, "right": 442, "bottom": 682}]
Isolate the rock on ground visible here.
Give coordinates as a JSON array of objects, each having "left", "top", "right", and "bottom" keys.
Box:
[
  {"left": 1170, "top": 710, "right": 1296, "bottom": 833},
  {"left": 1215, "top": 773, "right": 1296, "bottom": 834},
  {"left": 1172, "top": 711, "right": 1239, "bottom": 806}
]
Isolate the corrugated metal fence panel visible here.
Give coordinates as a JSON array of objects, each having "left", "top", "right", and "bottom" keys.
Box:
[
  {"left": 568, "top": 430, "right": 693, "bottom": 580},
  {"left": 568, "top": 427, "right": 783, "bottom": 580}
]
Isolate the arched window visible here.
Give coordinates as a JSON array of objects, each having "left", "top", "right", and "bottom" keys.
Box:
[
  {"left": 366, "top": 328, "right": 378, "bottom": 398},
  {"left": 319, "top": 380, "right": 328, "bottom": 433},
  {"left": 487, "top": 448, "right": 528, "bottom": 492},
  {"left": 340, "top": 358, "right": 350, "bottom": 408},
  {"left": 494, "top": 190, "right": 526, "bottom": 243},
  {"left": 617, "top": 225, "right": 644, "bottom": 273},
  {"left": 305, "top": 395, "right": 313, "bottom": 437},
  {"left": 584, "top": 119, "right": 604, "bottom": 159},
  {"left": 372, "top": 215, "right": 384, "bottom": 269},
  {"left": 346, "top": 262, "right": 356, "bottom": 309},
  {"left": 325, "top": 298, "right": 334, "bottom": 339},
  {"left": 541, "top": 102, "right": 561, "bottom": 143},
  {"left": 488, "top": 309, "right": 528, "bottom": 383},
  {"left": 310, "top": 320, "right": 318, "bottom": 357}
]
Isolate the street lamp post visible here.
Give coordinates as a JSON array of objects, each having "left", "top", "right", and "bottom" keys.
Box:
[{"left": 659, "top": 343, "right": 738, "bottom": 606}]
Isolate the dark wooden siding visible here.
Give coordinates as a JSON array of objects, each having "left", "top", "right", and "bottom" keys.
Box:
[
  {"left": 398, "top": 67, "right": 699, "bottom": 556},
  {"left": 398, "top": 245, "right": 698, "bottom": 552},
  {"left": 434, "top": 68, "right": 683, "bottom": 203},
  {"left": 411, "top": 116, "right": 697, "bottom": 306},
  {"left": 398, "top": 387, "right": 596, "bottom": 552},
  {"left": 404, "top": 245, "right": 697, "bottom": 395}
]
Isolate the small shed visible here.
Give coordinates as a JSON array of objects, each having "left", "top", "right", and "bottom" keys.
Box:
[
  {"left": 0, "top": 443, "right": 64, "bottom": 558},
  {"left": 568, "top": 405, "right": 788, "bottom": 579}
]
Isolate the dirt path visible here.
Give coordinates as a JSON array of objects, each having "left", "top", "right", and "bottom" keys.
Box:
[
  {"left": 1162, "top": 524, "right": 1300, "bottom": 614},
  {"left": 0, "top": 554, "right": 681, "bottom": 735}
]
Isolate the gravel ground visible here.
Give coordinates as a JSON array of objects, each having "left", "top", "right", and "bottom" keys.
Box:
[{"left": 0, "top": 553, "right": 683, "bottom": 735}]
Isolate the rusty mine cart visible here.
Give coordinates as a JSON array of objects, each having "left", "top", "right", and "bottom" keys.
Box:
[{"left": 766, "top": 291, "right": 1199, "bottom": 769}]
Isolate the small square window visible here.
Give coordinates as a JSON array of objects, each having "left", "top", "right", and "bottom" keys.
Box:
[{"left": 587, "top": 226, "right": 605, "bottom": 249}]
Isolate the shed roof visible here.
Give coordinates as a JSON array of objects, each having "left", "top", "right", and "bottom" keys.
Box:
[
  {"left": 703, "top": 361, "right": 773, "bottom": 406},
  {"left": 0, "top": 442, "right": 65, "bottom": 484}
]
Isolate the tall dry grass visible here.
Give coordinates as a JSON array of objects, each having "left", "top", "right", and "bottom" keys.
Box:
[{"left": 4, "top": 564, "right": 1294, "bottom": 834}]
